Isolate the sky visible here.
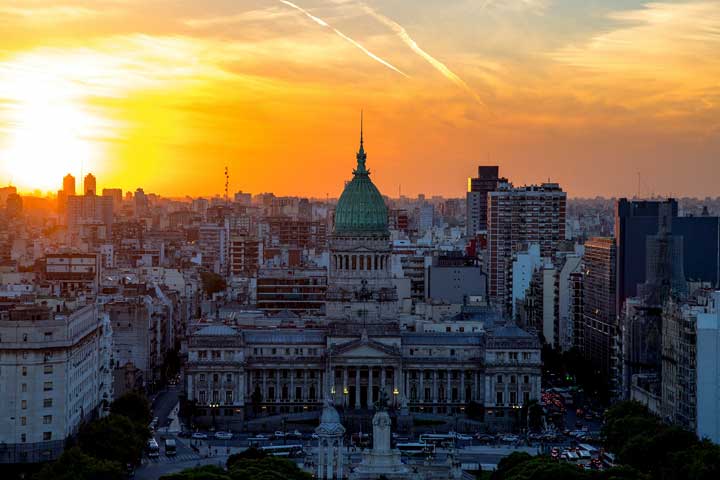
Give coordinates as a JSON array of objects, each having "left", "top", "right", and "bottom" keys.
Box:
[{"left": 0, "top": 0, "right": 718, "bottom": 199}]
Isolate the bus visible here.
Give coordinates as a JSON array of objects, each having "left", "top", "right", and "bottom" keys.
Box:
[
  {"left": 146, "top": 438, "right": 160, "bottom": 458},
  {"left": 418, "top": 434, "right": 455, "bottom": 448},
  {"left": 164, "top": 438, "right": 177, "bottom": 457},
  {"left": 396, "top": 443, "right": 434, "bottom": 456},
  {"left": 258, "top": 444, "right": 305, "bottom": 458}
]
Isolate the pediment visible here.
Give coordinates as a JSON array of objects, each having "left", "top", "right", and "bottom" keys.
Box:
[{"left": 331, "top": 338, "right": 399, "bottom": 359}]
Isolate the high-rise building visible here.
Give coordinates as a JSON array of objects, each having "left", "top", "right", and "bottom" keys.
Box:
[
  {"left": 615, "top": 198, "right": 720, "bottom": 313},
  {"left": 198, "top": 222, "right": 229, "bottom": 275},
  {"left": 582, "top": 237, "right": 617, "bottom": 382},
  {"left": 487, "top": 182, "right": 567, "bottom": 313},
  {"left": 102, "top": 188, "right": 123, "bottom": 211},
  {"left": 62, "top": 174, "right": 75, "bottom": 196},
  {"left": 0, "top": 304, "right": 112, "bottom": 464},
  {"left": 466, "top": 166, "right": 500, "bottom": 236},
  {"left": 66, "top": 194, "right": 114, "bottom": 240},
  {"left": 83, "top": 173, "right": 96, "bottom": 195},
  {"left": 229, "top": 233, "right": 261, "bottom": 276},
  {"left": 256, "top": 267, "right": 328, "bottom": 315}
]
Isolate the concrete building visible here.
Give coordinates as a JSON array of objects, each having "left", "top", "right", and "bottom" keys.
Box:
[
  {"left": 511, "top": 244, "right": 542, "bottom": 318},
  {"left": 582, "top": 238, "right": 617, "bottom": 382},
  {"left": 198, "top": 222, "right": 229, "bottom": 275},
  {"left": 487, "top": 182, "right": 566, "bottom": 314},
  {"left": 426, "top": 254, "right": 487, "bottom": 305},
  {"left": 229, "top": 233, "right": 261, "bottom": 276},
  {"left": 466, "top": 166, "right": 500, "bottom": 236},
  {"left": 256, "top": 267, "right": 327, "bottom": 315},
  {"left": 43, "top": 252, "right": 101, "bottom": 298},
  {"left": 0, "top": 303, "right": 112, "bottom": 463}
]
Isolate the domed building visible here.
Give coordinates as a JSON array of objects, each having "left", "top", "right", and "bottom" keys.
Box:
[{"left": 326, "top": 121, "right": 398, "bottom": 321}]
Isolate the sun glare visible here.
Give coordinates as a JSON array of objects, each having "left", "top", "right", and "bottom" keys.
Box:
[{"left": 0, "top": 53, "right": 111, "bottom": 192}]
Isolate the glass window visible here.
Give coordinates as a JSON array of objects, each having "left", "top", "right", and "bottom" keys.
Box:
[
  {"left": 44, "top": 398, "right": 53, "bottom": 408},
  {"left": 43, "top": 415, "right": 52, "bottom": 424},
  {"left": 43, "top": 432, "right": 52, "bottom": 441}
]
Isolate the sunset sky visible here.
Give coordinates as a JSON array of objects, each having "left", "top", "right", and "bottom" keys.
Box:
[{"left": 0, "top": 0, "right": 718, "bottom": 199}]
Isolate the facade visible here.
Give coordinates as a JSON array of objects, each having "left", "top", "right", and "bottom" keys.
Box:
[
  {"left": 229, "top": 233, "right": 261, "bottom": 276},
  {"left": 466, "top": 166, "right": 500, "bottom": 236},
  {"left": 582, "top": 238, "right": 617, "bottom": 382},
  {"left": 0, "top": 303, "right": 112, "bottom": 463},
  {"left": 426, "top": 256, "right": 487, "bottom": 305},
  {"left": 198, "top": 222, "right": 229, "bottom": 275},
  {"left": 43, "top": 253, "right": 101, "bottom": 298},
  {"left": 487, "top": 182, "right": 566, "bottom": 314},
  {"left": 256, "top": 267, "right": 327, "bottom": 315}
]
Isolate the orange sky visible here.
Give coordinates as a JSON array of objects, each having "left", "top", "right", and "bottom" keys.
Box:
[{"left": 0, "top": 0, "right": 719, "bottom": 199}]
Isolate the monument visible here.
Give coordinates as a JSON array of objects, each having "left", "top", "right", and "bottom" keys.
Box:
[
  {"left": 316, "top": 398, "right": 346, "bottom": 480},
  {"left": 350, "top": 390, "right": 411, "bottom": 480}
]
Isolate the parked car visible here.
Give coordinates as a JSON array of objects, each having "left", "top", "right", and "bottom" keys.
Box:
[
  {"left": 215, "top": 431, "right": 233, "bottom": 440},
  {"left": 178, "top": 430, "right": 191, "bottom": 438},
  {"left": 191, "top": 432, "right": 208, "bottom": 440}
]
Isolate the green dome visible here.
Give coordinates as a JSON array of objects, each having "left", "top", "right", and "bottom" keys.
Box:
[{"left": 334, "top": 130, "right": 388, "bottom": 235}]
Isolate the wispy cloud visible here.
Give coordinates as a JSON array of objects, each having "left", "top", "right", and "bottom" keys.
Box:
[
  {"left": 0, "top": 5, "right": 102, "bottom": 23},
  {"left": 359, "top": 2, "right": 485, "bottom": 107},
  {"left": 278, "top": 0, "right": 408, "bottom": 77}
]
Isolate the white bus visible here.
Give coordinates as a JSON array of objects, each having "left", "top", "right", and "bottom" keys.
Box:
[
  {"left": 397, "top": 443, "right": 434, "bottom": 456},
  {"left": 258, "top": 444, "right": 305, "bottom": 458},
  {"left": 146, "top": 438, "right": 160, "bottom": 458},
  {"left": 164, "top": 438, "right": 176, "bottom": 457},
  {"left": 419, "top": 434, "right": 455, "bottom": 448}
]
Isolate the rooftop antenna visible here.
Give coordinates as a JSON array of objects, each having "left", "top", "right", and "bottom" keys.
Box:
[{"left": 637, "top": 171, "right": 641, "bottom": 199}]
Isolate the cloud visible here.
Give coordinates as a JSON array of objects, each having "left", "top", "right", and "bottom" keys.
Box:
[
  {"left": 278, "top": 0, "right": 408, "bottom": 77},
  {"left": 359, "top": 2, "right": 486, "bottom": 107},
  {"left": 0, "top": 4, "right": 103, "bottom": 24}
]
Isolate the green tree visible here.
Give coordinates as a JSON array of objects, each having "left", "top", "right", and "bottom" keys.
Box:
[
  {"left": 200, "top": 271, "right": 227, "bottom": 296},
  {"left": 161, "top": 465, "right": 231, "bottom": 480},
  {"left": 77, "top": 414, "right": 150, "bottom": 465},
  {"left": 618, "top": 426, "right": 697, "bottom": 476},
  {"left": 601, "top": 401, "right": 659, "bottom": 454},
  {"left": 33, "top": 447, "right": 125, "bottom": 480},
  {"left": 492, "top": 452, "right": 533, "bottom": 480},
  {"left": 500, "top": 456, "right": 588, "bottom": 480},
  {"left": 227, "top": 456, "right": 312, "bottom": 480},
  {"left": 110, "top": 391, "right": 152, "bottom": 426}
]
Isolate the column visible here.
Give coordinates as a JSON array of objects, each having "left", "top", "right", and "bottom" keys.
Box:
[
  {"left": 475, "top": 371, "right": 480, "bottom": 402},
  {"left": 433, "top": 370, "right": 438, "bottom": 405},
  {"left": 343, "top": 367, "right": 349, "bottom": 407},
  {"left": 303, "top": 370, "right": 308, "bottom": 401},
  {"left": 446, "top": 369, "right": 451, "bottom": 404},
  {"left": 275, "top": 369, "right": 280, "bottom": 402},
  {"left": 262, "top": 370, "right": 267, "bottom": 400},
  {"left": 355, "top": 368, "right": 361, "bottom": 407},
  {"left": 317, "top": 370, "right": 322, "bottom": 402},
  {"left": 327, "top": 441, "right": 334, "bottom": 480},
  {"left": 367, "top": 367, "right": 373, "bottom": 406},
  {"left": 337, "top": 438, "right": 344, "bottom": 479},
  {"left": 290, "top": 369, "right": 295, "bottom": 402},
  {"left": 460, "top": 370, "right": 466, "bottom": 403},
  {"left": 419, "top": 369, "right": 424, "bottom": 402},
  {"left": 318, "top": 440, "right": 325, "bottom": 479}
]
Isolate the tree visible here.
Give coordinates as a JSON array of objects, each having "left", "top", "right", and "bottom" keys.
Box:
[
  {"left": 33, "top": 447, "right": 125, "bottom": 480},
  {"left": 110, "top": 391, "right": 152, "bottom": 426},
  {"left": 492, "top": 452, "right": 533, "bottom": 480},
  {"left": 200, "top": 271, "right": 227, "bottom": 296},
  {"left": 618, "top": 426, "right": 697, "bottom": 476},
  {"left": 227, "top": 456, "right": 312, "bottom": 480},
  {"left": 499, "top": 456, "right": 587, "bottom": 480},
  {"left": 161, "top": 465, "right": 230, "bottom": 480},
  {"left": 77, "top": 414, "right": 150, "bottom": 466}
]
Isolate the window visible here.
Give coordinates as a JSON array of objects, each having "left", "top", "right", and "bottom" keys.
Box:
[
  {"left": 44, "top": 365, "right": 53, "bottom": 374},
  {"left": 199, "top": 390, "right": 206, "bottom": 404},
  {"left": 212, "top": 391, "right": 219, "bottom": 403},
  {"left": 199, "top": 374, "right": 206, "bottom": 382},
  {"left": 21, "top": 400, "right": 27, "bottom": 409},
  {"left": 496, "top": 391, "right": 503, "bottom": 405},
  {"left": 523, "top": 391, "right": 530, "bottom": 404},
  {"left": 225, "top": 391, "right": 233, "bottom": 404},
  {"left": 43, "top": 415, "right": 52, "bottom": 424},
  {"left": 23, "top": 333, "right": 28, "bottom": 342},
  {"left": 213, "top": 374, "right": 219, "bottom": 383},
  {"left": 22, "top": 367, "right": 27, "bottom": 376},
  {"left": 212, "top": 350, "right": 221, "bottom": 359},
  {"left": 510, "top": 375, "right": 516, "bottom": 384},
  {"left": 21, "top": 433, "right": 26, "bottom": 442},
  {"left": 450, "top": 349, "right": 455, "bottom": 356},
  {"left": 44, "top": 332, "right": 53, "bottom": 340},
  {"left": 21, "top": 416, "right": 27, "bottom": 425},
  {"left": 44, "top": 398, "right": 53, "bottom": 408},
  {"left": 43, "top": 382, "right": 53, "bottom": 391},
  {"left": 198, "top": 350, "right": 208, "bottom": 359},
  {"left": 510, "top": 391, "right": 517, "bottom": 405},
  {"left": 226, "top": 373, "right": 232, "bottom": 382},
  {"left": 21, "top": 383, "right": 27, "bottom": 392},
  {"left": 496, "top": 375, "right": 503, "bottom": 384},
  {"left": 271, "top": 348, "right": 277, "bottom": 355},
  {"left": 523, "top": 375, "right": 530, "bottom": 384},
  {"left": 43, "top": 432, "right": 52, "bottom": 441}
]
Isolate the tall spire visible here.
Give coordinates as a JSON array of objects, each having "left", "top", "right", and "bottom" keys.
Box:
[{"left": 355, "top": 110, "right": 368, "bottom": 175}]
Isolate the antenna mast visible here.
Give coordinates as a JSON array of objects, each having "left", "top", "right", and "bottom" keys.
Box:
[{"left": 224, "top": 166, "right": 229, "bottom": 203}]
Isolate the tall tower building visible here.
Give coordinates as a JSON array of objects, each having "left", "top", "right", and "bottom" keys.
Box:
[
  {"left": 487, "top": 181, "right": 566, "bottom": 313},
  {"left": 62, "top": 174, "right": 76, "bottom": 196},
  {"left": 582, "top": 237, "right": 617, "bottom": 383},
  {"left": 466, "top": 166, "right": 500, "bottom": 236},
  {"left": 83, "top": 173, "right": 96, "bottom": 196}
]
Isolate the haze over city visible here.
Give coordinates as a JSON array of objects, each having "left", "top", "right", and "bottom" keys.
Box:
[{"left": 1, "top": 0, "right": 719, "bottom": 198}]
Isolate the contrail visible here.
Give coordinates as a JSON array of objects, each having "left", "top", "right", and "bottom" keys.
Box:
[
  {"left": 279, "top": 0, "right": 408, "bottom": 77},
  {"left": 360, "top": 3, "right": 486, "bottom": 107}
]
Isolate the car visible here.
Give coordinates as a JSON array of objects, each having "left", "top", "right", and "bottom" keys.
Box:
[
  {"left": 475, "top": 434, "right": 495, "bottom": 443},
  {"left": 288, "top": 430, "right": 302, "bottom": 439},
  {"left": 191, "top": 432, "right": 208, "bottom": 440},
  {"left": 215, "top": 431, "right": 233, "bottom": 440},
  {"left": 178, "top": 430, "right": 191, "bottom": 438},
  {"left": 311, "top": 433, "right": 319, "bottom": 440}
]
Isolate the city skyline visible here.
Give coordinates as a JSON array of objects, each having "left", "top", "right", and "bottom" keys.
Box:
[{"left": 1, "top": 1, "right": 719, "bottom": 198}]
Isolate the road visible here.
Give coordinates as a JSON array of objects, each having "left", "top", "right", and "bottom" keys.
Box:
[{"left": 151, "top": 384, "right": 181, "bottom": 429}]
